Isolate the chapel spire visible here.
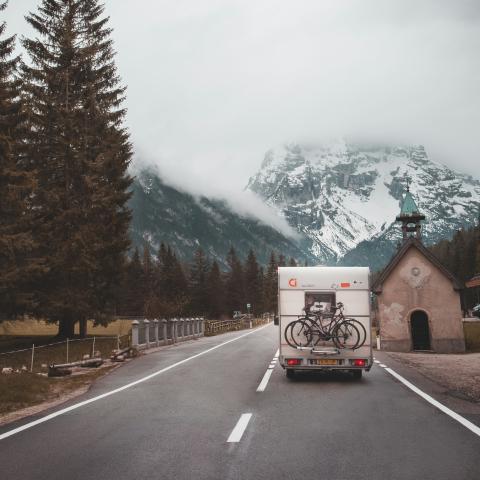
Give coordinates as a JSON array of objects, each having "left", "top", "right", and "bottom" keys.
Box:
[{"left": 396, "top": 183, "right": 425, "bottom": 242}]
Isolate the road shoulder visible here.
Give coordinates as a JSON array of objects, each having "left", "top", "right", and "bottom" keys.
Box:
[{"left": 374, "top": 350, "right": 480, "bottom": 427}]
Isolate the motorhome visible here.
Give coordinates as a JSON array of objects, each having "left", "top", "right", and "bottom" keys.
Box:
[{"left": 276, "top": 266, "right": 373, "bottom": 379}]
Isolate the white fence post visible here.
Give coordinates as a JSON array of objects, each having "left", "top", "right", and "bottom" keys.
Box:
[
  {"left": 132, "top": 320, "right": 139, "bottom": 347},
  {"left": 188, "top": 317, "right": 193, "bottom": 337},
  {"left": 194, "top": 318, "right": 199, "bottom": 337},
  {"left": 154, "top": 319, "right": 159, "bottom": 347},
  {"left": 30, "top": 343, "right": 35, "bottom": 372},
  {"left": 172, "top": 318, "right": 178, "bottom": 344},
  {"left": 162, "top": 319, "right": 168, "bottom": 345},
  {"left": 179, "top": 318, "right": 184, "bottom": 340},
  {"left": 144, "top": 319, "right": 150, "bottom": 348},
  {"left": 200, "top": 317, "right": 205, "bottom": 336}
]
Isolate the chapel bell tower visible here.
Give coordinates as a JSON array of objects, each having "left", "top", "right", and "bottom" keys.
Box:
[{"left": 396, "top": 184, "right": 425, "bottom": 242}]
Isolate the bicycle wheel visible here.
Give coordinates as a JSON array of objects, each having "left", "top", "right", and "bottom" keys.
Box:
[
  {"left": 332, "top": 321, "right": 361, "bottom": 349},
  {"left": 345, "top": 318, "right": 367, "bottom": 348},
  {"left": 284, "top": 321, "right": 297, "bottom": 348},
  {"left": 285, "top": 319, "right": 312, "bottom": 348}
]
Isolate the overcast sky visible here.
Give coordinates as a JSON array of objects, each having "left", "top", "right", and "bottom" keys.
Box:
[{"left": 4, "top": 0, "right": 480, "bottom": 203}]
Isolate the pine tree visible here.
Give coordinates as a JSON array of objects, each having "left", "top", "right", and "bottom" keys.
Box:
[
  {"left": 257, "top": 266, "right": 265, "bottom": 315},
  {"left": 474, "top": 224, "right": 480, "bottom": 275},
  {"left": 118, "top": 248, "right": 144, "bottom": 316},
  {"left": 142, "top": 244, "right": 159, "bottom": 316},
  {"left": 288, "top": 257, "right": 297, "bottom": 267},
  {"left": 206, "top": 260, "right": 224, "bottom": 319},
  {"left": 244, "top": 249, "right": 262, "bottom": 316},
  {"left": 153, "top": 245, "right": 189, "bottom": 317},
  {"left": 189, "top": 248, "right": 210, "bottom": 315},
  {"left": 263, "top": 252, "right": 278, "bottom": 313},
  {"left": 0, "top": 1, "right": 42, "bottom": 319},
  {"left": 22, "top": 0, "right": 132, "bottom": 336},
  {"left": 278, "top": 254, "right": 286, "bottom": 267},
  {"left": 225, "top": 246, "right": 245, "bottom": 316}
]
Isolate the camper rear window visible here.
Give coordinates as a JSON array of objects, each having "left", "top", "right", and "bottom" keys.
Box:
[{"left": 305, "top": 292, "right": 336, "bottom": 313}]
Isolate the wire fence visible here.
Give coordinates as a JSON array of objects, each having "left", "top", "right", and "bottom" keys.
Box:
[{"left": 0, "top": 334, "right": 131, "bottom": 373}]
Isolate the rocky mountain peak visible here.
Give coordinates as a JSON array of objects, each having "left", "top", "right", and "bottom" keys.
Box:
[{"left": 247, "top": 142, "right": 480, "bottom": 267}]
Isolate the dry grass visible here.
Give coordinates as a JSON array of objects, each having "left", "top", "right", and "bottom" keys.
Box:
[
  {"left": 0, "top": 335, "right": 125, "bottom": 420},
  {"left": 0, "top": 365, "right": 116, "bottom": 417}
]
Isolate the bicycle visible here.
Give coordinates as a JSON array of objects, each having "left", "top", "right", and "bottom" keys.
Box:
[{"left": 284, "top": 302, "right": 366, "bottom": 350}]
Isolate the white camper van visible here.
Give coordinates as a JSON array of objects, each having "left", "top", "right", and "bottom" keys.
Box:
[{"left": 276, "top": 266, "right": 372, "bottom": 379}]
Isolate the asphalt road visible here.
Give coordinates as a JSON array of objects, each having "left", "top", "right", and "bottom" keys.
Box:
[{"left": 0, "top": 323, "right": 479, "bottom": 480}]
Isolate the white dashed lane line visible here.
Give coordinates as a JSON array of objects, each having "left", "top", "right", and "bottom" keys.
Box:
[
  {"left": 257, "top": 349, "right": 280, "bottom": 392},
  {"left": 227, "top": 413, "right": 253, "bottom": 443}
]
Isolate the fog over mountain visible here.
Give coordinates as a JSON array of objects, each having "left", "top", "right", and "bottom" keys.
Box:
[{"left": 5, "top": 0, "right": 480, "bottom": 213}]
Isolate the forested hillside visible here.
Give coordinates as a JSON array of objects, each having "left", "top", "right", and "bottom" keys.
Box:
[
  {"left": 117, "top": 245, "right": 297, "bottom": 319},
  {"left": 429, "top": 222, "right": 480, "bottom": 309}
]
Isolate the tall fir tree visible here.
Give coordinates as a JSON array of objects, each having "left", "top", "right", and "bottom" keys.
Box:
[
  {"left": 0, "top": 1, "right": 42, "bottom": 319},
  {"left": 225, "top": 246, "right": 245, "bottom": 315},
  {"left": 154, "top": 245, "right": 189, "bottom": 317},
  {"left": 263, "top": 252, "right": 278, "bottom": 313},
  {"left": 142, "top": 244, "right": 159, "bottom": 316},
  {"left": 118, "top": 247, "right": 144, "bottom": 316},
  {"left": 244, "top": 249, "right": 262, "bottom": 315},
  {"left": 189, "top": 248, "right": 210, "bottom": 315},
  {"left": 22, "top": 0, "right": 132, "bottom": 336},
  {"left": 206, "top": 260, "right": 224, "bottom": 318}
]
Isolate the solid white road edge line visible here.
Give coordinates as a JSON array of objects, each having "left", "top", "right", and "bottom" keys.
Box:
[
  {"left": 227, "top": 413, "right": 252, "bottom": 443},
  {"left": 257, "top": 369, "right": 274, "bottom": 392},
  {"left": 274, "top": 349, "right": 279, "bottom": 358},
  {"left": 0, "top": 324, "right": 271, "bottom": 442},
  {"left": 384, "top": 367, "right": 480, "bottom": 438}
]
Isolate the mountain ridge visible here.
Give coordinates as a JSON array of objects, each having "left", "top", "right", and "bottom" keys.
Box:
[{"left": 247, "top": 141, "right": 480, "bottom": 269}]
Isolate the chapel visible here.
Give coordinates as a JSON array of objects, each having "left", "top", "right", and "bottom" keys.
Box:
[{"left": 372, "top": 188, "right": 466, "bottom": 353}]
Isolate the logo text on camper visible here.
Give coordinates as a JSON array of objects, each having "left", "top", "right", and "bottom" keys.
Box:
[
  {"left": 288, "top": 278, "right": 297, "bottom": 287},
  {"left": 340, "top": 282, "right": 351, "bottom": 288}
]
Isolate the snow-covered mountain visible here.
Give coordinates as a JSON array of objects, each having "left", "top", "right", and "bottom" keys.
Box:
[{"left": 247, "top": 141, "right": 480, "bottom": 268}]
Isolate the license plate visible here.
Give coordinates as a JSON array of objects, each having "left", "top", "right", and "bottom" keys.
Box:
[{"left": 310, "top": 359, "right": 338, "bottom": 365}]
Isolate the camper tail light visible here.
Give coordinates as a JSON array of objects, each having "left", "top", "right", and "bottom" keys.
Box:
[
  {"left": 350, "top": 359, "right": 367, "bottom": 367},
  {"left": 286, "top": 358, "right": 302, "bottom": 366}
]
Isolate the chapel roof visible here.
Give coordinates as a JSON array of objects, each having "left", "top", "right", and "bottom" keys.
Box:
[{"left": 371, "top": 237, "right": 464, "bottom": 294}]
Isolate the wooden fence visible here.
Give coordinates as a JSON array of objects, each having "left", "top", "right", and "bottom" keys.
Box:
[{"left": 204, "top": 316, "right": 272, "bottom": 336}]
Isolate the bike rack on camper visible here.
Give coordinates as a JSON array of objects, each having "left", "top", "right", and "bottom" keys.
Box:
[{"left": 276, "top": 266, "right": 373, "bottom": 379}]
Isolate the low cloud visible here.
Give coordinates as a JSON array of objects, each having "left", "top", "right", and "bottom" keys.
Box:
[
  {"left": 6, "top": 0, "right": 480, "bottom": 204},
  {"left": 131, "top": 156, "right": 299, "bottom": 239}
]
